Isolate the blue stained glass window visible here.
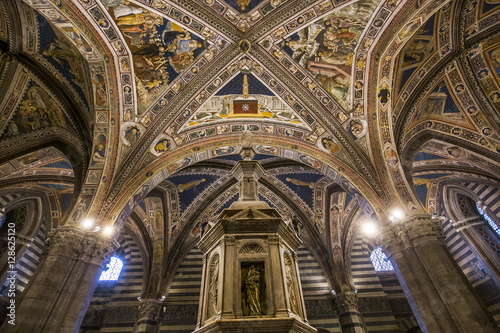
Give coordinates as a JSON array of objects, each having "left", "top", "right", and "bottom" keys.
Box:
[
  {"left": 370, "top": 246, "right": 394, "bottom": 271},
  {"left": 476, "top": 203, "right": 500, "bottom": 237},
  {"left": 99, "top": 256, "right": 123, "bottom": 281},
  {"left": 0, "top": 214, "right": 6, "bottom": 229}
]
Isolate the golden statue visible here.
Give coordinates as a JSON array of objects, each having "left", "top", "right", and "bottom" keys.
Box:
[{"left": 245, "top": 265, "right": 262, "bottom": 316}]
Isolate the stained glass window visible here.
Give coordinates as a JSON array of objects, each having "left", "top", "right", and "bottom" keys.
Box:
[
  {"left": 0, "top": 214, "right": 6, "bottom": 229},
  {"left": 99, "top": 256, "right": 123, "bottom": 281},
  {"left": 476, "top": 203, "right": 500, "bottom": 237},
  {"left": 370, "top": 246, "right": 394, "bottom": 271}
]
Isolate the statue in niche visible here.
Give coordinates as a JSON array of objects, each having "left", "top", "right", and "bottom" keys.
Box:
[
  {"left": 245, "top": 265, "right": 262, "bottom": 315},
  {"left": 209, "top": 255, "right": 220, "bottom": 316},
  {"left": 284, "top": 255, "right": 298, "bottom": 314}
]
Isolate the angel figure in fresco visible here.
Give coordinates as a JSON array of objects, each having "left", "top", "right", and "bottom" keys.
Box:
[
  {"left": 177, "top": 178, "right": 205, "bottom": 192},
  {"left": 285, "top": 178, "right": 315, "bottom": 188}
]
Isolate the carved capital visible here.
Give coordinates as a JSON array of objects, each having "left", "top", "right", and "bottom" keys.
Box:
[
  {"left": 137, "top": 299, "right": 162, "bottom": 321},
  {"left": 335, "top": 292, "right": 359, "bottom": 313},
  {"left": 268, "top": 235, "right": 280, "bottom": 245},
  {"left": 378, "top": 215, "right": 442, "bottom": 254},
  {"left": 221, "top": 235, "right": 235, "bottom": 247},
  {"left": 43, "top": 227, "right": 119, "bottom": 266}
]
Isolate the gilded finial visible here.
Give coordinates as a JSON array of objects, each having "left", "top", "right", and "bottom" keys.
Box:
[{"left": 243, "top": 74, "right": 249, "bottom": 99}]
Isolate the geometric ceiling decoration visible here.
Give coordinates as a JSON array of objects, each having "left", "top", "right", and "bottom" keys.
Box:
[
  {"left": 282, "top": 0, "right": 381, "bottom": 110},
  {"left": 179, "top": 72, "right": 312, "bottom": 131},
  {"left": 36, "top": 11, "right": 91, "bottom": 112}
]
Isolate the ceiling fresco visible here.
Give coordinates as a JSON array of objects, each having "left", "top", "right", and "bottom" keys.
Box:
[
  {"left": 105, "top": 3, "right": 207, "bottom": 108},
  {"left": 200, "top": 0, "right": 289, "bottom": 31},
  {"left": 0, "top": 81, "right": 73, "bottom": 140},
  {"left": 223, "top": 0, "right": 265, "bottom": 13},
  {"left": 180, "top": 73, "right": 311, "bottom": 131},
  {"left": 394, "top": 13, "right": 437, "bottom": 98},
  {"left": 402, "top": 63, "right": 500, "bottom": 159},
  {"left": 35, "top": 11, "right": 91, "bottom": 112},
  {"left": 167, "top": 173, "right": 222, "bottom": 213},
  {"left": 281, "top": 0, "right": 381, "bottom": 110},
  {"left": 469, "top": 38, "right": 500, "bottom": 118},
  {"left": 408, "top": 76, "right": 475, "bottom": 130}
]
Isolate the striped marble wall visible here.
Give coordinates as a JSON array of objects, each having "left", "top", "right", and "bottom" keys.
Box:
[
  {"left": 80, "top": 232, "right": 145, "bottom": 333},
  {"left": 0, "top": 193, "right": 23, "bottom": 209},
  {"left": 0, "top": 209, "right": 46, "bottom": 296},
  {"left": 297, "top": 246, "right": 340, "bottom": 333},
  {"left": 351, "top": 236, "right": 415, "bottom": 332},
  {"left": 464, "top": 182, "right": 500, "bottom": 221},
  {"left": 441, "top": 219, "right": 500, "bottom": 326},
  {"left": 159, "top": 246, "right": 202, "bottom": 333}
]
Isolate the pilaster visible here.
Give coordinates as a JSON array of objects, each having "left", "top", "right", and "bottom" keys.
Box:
[
  {"left": 2, "top": 227, "right": 118, "bottom": 333},
  {"left": 378, "top": 215, "right": 496, "bottom": 333},
  {"left": 133, "top": 299, "right": 162, "bottom": 333},
  {"left": 335, "top": 292, "right": 367, "bottom": 333}
]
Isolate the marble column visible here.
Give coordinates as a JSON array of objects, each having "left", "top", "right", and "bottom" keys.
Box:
[
  {"left": 133, "top": 299, "right": 162, "bottom": 333},
  {"left": 2, "top": 227, "right": 118, "bottom": 333},
  {"left": 378, "top": 214, "right": 497, "bottom": 333},
  {"left": 335, "top": 291, "right": 367, "bottom": 333}
]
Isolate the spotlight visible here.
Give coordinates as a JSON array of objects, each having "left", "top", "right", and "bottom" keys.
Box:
[
  {"left": 82, "top": 218, "right": 94, "bottom": 229},
  {"left": 102, "top": 226, "right": 114, "bottom": 237},
  {"left": 362, "top": 221, "right": 378, "bottom": 236},
  {"left": 137, "top": 297, "right": 142, "bottom": 301},
  {"left": 161, "top": 295, "right": 166, "bottom": 301},
  {"left": 391, "top": 209, "right": 404, "bottom": 220},
  {"left": 331, "top": 290, "right": 336, "bottom": 295}
]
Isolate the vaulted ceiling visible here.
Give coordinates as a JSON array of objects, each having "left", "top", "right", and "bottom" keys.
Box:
[{"left": 1, "top": 0, "right": 500, "bottom": 288}]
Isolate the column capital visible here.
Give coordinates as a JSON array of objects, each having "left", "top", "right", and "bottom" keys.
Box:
[
  {"left": 220, "top": 235, "right": 235, "bottom": 246},
  {"left": 137, "top": 299, "right": 162, "bottom": 320},
  {"left": 43, "top": 227, "right": 119, "bottom": 266},
  {"left": 378, "top": 214, "right": 442, "bottom": 254},
  {"left": 335, "top": 291, "right": 359, "bottom": 313}
]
